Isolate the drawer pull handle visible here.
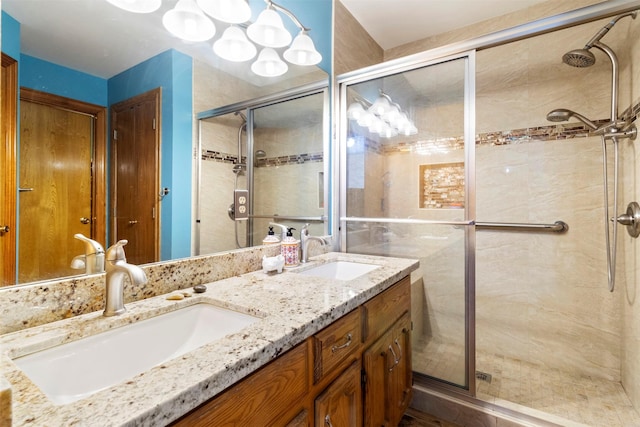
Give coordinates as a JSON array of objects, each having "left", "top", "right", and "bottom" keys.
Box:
[
  {"left": 325, "top": 414, "right": 333, "bottom": 427},
  {"left": 331, "top": 333, "right": 353, "bottom": 353}
]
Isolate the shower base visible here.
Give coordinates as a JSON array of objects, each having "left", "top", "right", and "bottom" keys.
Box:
[{"left": 413, "top": 338, "right": 640, "bottom": 426}]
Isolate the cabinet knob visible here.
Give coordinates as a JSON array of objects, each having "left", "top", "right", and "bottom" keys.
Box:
[{"left": 0, "top": 225, "right": 9, "bottom": 233}]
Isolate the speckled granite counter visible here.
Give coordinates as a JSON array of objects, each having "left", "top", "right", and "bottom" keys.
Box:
[{"left": 1, "top": 252, "right": 418, "bottom": 427}]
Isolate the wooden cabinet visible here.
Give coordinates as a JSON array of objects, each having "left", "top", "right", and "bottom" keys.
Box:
[
  {"left": 363, "top": 313, "right": 412, "bottom": 427},
  {"left": 314, "top": 361, "right": 362, "bottom": 427},
  {"left": 171, "top": 276, "right": 411, "bottom": 427}
]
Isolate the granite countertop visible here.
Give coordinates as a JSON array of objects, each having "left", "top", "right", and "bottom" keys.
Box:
[{"left": 1, "top": 252, "right": 418, "bottom": 427}]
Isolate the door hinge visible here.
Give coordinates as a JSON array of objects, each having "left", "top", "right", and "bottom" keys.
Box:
[
  {"left": 152, "top": 118, "right": 156, "bottom": 130},
  {"left": 152, "top": 207, "right": 156, "bottom": 219},
  {"left": 113, "top": 129, "right": 117, "bottom": 140},
  {"left": 361, "top": 369, "right": 367, "bottom": 387}
]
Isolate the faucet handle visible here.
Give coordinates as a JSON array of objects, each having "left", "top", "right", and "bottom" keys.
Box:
[
  {"left": 301, "top": 223, "right": 310, "bottom": 236},
  {"left": 106, "top": 239, "right": 129, "bottom": 262},
  {"left": 74, "top": 233, "right": 105, "bottom": 255}
]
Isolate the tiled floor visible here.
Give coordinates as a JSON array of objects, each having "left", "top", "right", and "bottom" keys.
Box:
[{"left": 413, "top": 338, "right": 640, "bottom": 426}]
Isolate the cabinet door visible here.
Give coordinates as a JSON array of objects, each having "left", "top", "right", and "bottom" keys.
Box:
[
  {"left": 363, "top": 312, "right": 412, "bottom": 427},
  {"left": 314, "top": 361, "right": 362, "bottom": 427}
]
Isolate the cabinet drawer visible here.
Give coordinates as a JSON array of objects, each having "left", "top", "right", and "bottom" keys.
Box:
[
  {"left": 313, "top": 309, "right": 361, "bottom": 383},
  {"left": 172, "top": 341, "right": 309, "bottom": 426},
  {"left": 362, "top": 276, "right": 410, "bottom": 344}
]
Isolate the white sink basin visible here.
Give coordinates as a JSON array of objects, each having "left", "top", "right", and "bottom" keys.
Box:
[
  {"left": 298, "top": 261, "right": 379, "bottom": 281},
  {"left": 12, "top": 303, "right": 259, "bottom": 405}
]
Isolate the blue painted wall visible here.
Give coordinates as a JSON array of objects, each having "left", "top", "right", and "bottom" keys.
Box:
[
  {"left": 109, "top": 50, "right": 193, "bottom": 261},
  {"left": 1, "top": 11, "right": 21, "bottom": 60},
  {"left": 21, "top": 55, "right": 108, "bottom": 106}
]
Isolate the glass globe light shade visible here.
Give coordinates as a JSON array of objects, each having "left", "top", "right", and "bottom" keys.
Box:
[
  {"left": 196, "top": 0, "right": 251, "bottom": 24},
  {"left": 356, "top": 111, "right": 375, "bottom": 128},
  {"left": 283, "top": 32, "right": 322, "bottom": 66},
  {"left": 106, "top": 0, "right": 161, "bottom": 13},
  {"left": 213, "top": 26, "right": 257, "bottom": 62},
  {"left": 368, "top": 96, "right": 390, "bottom": 116},
  {"left": 163, "top": 0, "right": 216, "bottom": 42},
  {"left": 247, "top": 8, "right": 292, "bottom": 48},
  {"left": 251, "top": 48, "right": 288, "bottom": 77},
  {"left": 347, "top": 102, "right": 365, "bottom": 120}
]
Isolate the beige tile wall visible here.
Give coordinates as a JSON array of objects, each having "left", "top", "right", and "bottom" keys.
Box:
[{"left": 334, "top": 0, "right": 384, "bottom": 75}]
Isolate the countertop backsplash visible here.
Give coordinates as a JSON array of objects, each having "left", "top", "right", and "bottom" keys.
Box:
[{"left": 0, "top": 245, "right": 282, "bottom": 335}]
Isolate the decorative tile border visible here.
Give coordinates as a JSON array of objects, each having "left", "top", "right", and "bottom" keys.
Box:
[{"left": 202, "top": 150, "right": 323, "bottom": 167}]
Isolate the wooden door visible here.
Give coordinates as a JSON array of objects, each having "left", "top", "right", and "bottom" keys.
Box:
[
  {"left": 314, "top": 361, "right": 362, "bottom": 427},
  {"left": 1, "top": 54, "right": 18, "bottom": 286},
  {"left": 18, "top": 100, "right": 94, "bottom": 282},
  {"left": 111, "top": 89, "right": 160, "bottom": 265}
]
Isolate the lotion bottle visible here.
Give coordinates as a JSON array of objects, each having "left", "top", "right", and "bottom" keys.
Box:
[
  {"left": 262, "top": 226, "right": 280, "bottom": 245},
  {"left": 281, "top": 227, "right": 300, "bottom": 267}
]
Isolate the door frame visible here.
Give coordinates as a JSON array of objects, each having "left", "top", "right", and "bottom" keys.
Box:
[
  {"left": 19, "top": 87, "right": 108, "bottom": 249},
  {"left": 1, "top": 53, "right": 18, "bottom": 285}
]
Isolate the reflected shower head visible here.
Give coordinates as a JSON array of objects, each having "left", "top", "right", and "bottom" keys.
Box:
[
  {"left": 546, "top": 108, "right": 599, "bottom": 130},
  {"left": 562, "top": 49, "right": 596, "bottom": 67},
  {"left": 255, "top": 149, "right": 266, "bottom": 158}
]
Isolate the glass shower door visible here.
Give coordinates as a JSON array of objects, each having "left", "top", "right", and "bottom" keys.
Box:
[{"left": 340, "top": 54, "right": 475, "bottom": 391}]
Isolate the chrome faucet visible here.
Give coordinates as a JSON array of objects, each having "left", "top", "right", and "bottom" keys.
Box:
[
  {"left": 70, "top": 233, "right": 105, "bottom": 274},
  {"left": 300, "top": 223, "right": 328, "bottom": 263},
  {"left": 104, "top": 239, "right": 148, "bottom": 317}
]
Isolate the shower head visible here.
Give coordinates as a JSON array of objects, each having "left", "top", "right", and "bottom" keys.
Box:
[
  {"left": 255, "top": 149, "right": 266, "bottom": 158},
  {"left": 562, "top": 49, "right": 596, "bottom": 67},
  {"left": 235, "top": 111, "right": 247, "bottom": 124},
  {"left": 562, "top": 11, "right": 638, "bottom": 68},
  {"left": 546, "top": 108, "right": 599, "bottom": 131}
]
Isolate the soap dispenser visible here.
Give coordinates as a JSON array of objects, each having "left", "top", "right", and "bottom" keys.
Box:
[
  {"left": 281, "top": 227, "right": 300, "bottom": 267},
  {"left": 262, "top": 226, "right": 281, "bottom": 245}
]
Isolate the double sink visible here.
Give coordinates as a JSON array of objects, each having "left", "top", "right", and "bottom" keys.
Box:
[{"left": 10, "top": 260, "right": 379, "bottom": 406}]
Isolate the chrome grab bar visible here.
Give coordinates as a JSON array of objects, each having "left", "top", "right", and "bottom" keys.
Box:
[{"left": 476, "top": 220, "right": 568, "bottom": 233}]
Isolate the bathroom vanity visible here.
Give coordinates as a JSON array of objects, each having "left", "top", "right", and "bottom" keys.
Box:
[{"left": 0, "top": 252, "right": 418, "bottom": 426}]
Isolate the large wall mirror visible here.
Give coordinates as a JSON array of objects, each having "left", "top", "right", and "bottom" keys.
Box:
[{"left": 0, "top": 0, "right": 331, "bottom": 288}]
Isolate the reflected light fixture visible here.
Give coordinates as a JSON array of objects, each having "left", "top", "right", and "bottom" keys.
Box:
[
  {"left": 347, "top": 90, "right": 418, "bottom": 139},
  {"left": 213, "top": 26, "right": 257, "bottom": 62},
  {"left": 163, "top": 0, "right": 216, "bottom": 42},
  {"left": 106, "top": 0, "right": 322, "bottom": 77},
  {"left": 106, "top": 0, "right": 161, "bottom": 13},
  {"left": 251, "top": 47, "right": 288, "bottom": 77}
]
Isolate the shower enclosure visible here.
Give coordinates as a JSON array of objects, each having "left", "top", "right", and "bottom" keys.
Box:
[
  {"left": 196, "top": 82, "right": 329, "bottom": 254},
  {"left": 338, "top": 3, "right": 640, "bottom": 425}
]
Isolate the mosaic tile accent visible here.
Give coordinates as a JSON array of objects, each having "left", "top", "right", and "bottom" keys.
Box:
[
  {"left": 420, "top": 162, "right": 465, "bottom": 209},
  {"left": 202, "top": 150, "right": 323, "bottom": 167}
]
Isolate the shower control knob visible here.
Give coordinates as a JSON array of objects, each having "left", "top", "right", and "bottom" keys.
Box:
[{"left": 617, "top": 201, "right": 640, "bottom": 238}]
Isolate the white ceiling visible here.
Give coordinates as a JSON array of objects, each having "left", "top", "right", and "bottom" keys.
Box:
[
  {"left": 2, "top": 0, "right": 548, "bottom": 79},
  {"left": 340, "top": 0, "right": 548, "bottom": 50}
]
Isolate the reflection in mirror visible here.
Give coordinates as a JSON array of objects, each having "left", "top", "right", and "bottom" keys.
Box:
[
  {"left": 1, "top": 0, "right": 330, "bottom": 288},
  {"left": 197, "top": 86, "right": 328, "bottom": 254}
]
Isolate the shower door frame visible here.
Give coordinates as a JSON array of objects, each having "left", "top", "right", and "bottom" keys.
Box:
[
  {"left": 334, "top": 0, "right": 640, "bottom": 399},
  {"left": 336, "top": 50, "right": 478, "bottom": 395}
]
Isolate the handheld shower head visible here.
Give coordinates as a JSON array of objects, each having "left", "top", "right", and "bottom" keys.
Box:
[{"left": 546, "top": 108, "right": 599, "bottom": 131}]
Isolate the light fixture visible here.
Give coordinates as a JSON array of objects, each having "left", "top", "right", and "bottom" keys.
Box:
[
  {"left": 251, "top": 48, "right": 288, "bottom": 77},
  {"left": 213, "top": 26, "right": 257, "bottom": 62},
  {"left": 347, "top": 91, "right": 418, "bottom": 139},
  {"left": 284, "top": 31, "right": 322, "bottom": 66},
  {"left": 196, "top": 0, "right": 251, "bottom": 24},
  {"left": 247, "top": 6, "right": 292, "bottom": 48},
  {"left": 107, "top": 0, "right": 321, "bottom": 78},
  {"left": 106, "top": 0, "right": 161, "bottom": 13},
  {"left": 163, "top": 0, "right": 216, "bottom": 42}
]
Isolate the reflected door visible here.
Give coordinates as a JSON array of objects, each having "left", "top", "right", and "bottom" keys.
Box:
[
  {"left": 18, "top": 100, "right": 93, "bottom": 283},
  {"left": 111, "top": 89, "right": 160, "bottom": 265}
]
